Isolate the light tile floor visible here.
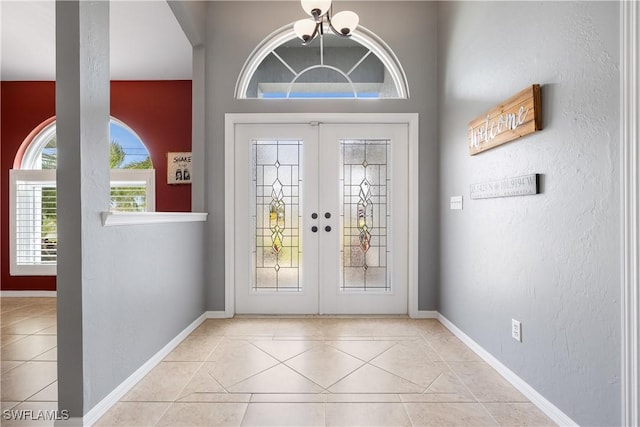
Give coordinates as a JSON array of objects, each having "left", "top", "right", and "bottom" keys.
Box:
[
  {"left": 98, "top": 317, "right": 556, "bottom": 427},
  {"left": 1, "top": 299, "right": 557, "bottom": 426},
  {"left": 0, "top": 297, "right": 58, "bottom": 426}
]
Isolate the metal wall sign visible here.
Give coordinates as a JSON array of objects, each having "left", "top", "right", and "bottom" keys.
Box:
[{"left": 470, "top": 174, "right": 539, "bottom": 199}]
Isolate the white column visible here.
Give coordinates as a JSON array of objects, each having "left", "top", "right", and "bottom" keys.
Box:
[
  {"left": 55, "top": 0, "right": 110, "bottom": 421},
  {"left": 192, "top": 45, "right": 206, "bottom": 212},
  {"left": 621, "top": 1, "right": 639, "bottom": 425}
]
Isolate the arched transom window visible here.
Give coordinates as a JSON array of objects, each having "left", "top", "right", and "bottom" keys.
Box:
[
  {"left": 21, "top": 118, "right": 153, "bottom": 171},
  {"left": 10, "top": 117, "right": 155, "bottom": 276},
  {"left": 235, "top": 24, "right": 409, "bottom": 99}
]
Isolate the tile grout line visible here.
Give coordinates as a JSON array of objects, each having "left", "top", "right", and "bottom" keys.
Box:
[
  {"left": 0, "top": 298, "right": 59, "bottom": 412},
  {"left": 421, "top": 331, "right": 483, "bottom": 404},
  {"left": 283, "top": 350, "right": 361, "bottom": 392},
  {"left": 3, "top": 311, "right": 554, "bottom": 425},
  {"left": 237, "top": 397, "right": 251, "bottom": 427},
  {"left": 151, "top": 333, "right": 227, "bottom": 425},
  {"left": 323, "top": 398, "right": 327, "bottom": 427},
  {"left": 410, "top": 325, "right": 501, "bottom": 427},
  {"left": 22, "top": 378, "right": 57, "bottom": 403},
  {"left": 399, "top": 399, "right": 416, "bottom": 427},
  {"left": 418, "top": 325, "right": 535, "bottom": 425},
  {"left": 214, "top": 339, "right": 283, "bottom": 392},
  {"left": 325, "top": 338, "right": 399, "bottom": 364}
]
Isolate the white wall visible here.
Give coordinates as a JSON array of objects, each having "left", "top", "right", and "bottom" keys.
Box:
[
  {"left": 203, "top": 1, "right": 440, "bottom": 311},
  {"left": 437, "top": 2, "right": 620, "bottom": 425}
]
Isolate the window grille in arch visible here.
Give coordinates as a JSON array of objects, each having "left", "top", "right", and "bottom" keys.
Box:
[
  {"left": 21, "top": 117, "right": 153, "bottom": 171},
  {"left": 235, "top": 24, "right": 409, "bottom": 99},
  {"left": 10, "top": 117, "right": 156, "bottom": 276}
]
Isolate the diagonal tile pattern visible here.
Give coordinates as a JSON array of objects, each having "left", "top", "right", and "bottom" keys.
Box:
[
  {"left": 324, "top": 340, "right": 396, "bottom": 362},
  {"left": 177, "top": 362, "right": 227, "bottom": 400},
  {"left": 284, "top": 344, "right": 364, "bottom": 388},
  {"left": 327, "top": 363, "right": 425, "bottom": 394},
  {"left": 227, "top": 364, "right": 324, "bottom": 394},
  {"left": 251, "top": 339, "right": 319, "bottom": 362},
  {"left": 369, "top": 342, "right": 445, "bottom": 388},
  {"left": 206, "top": 339, "right": 280, "bottom": 388},
  {"left": 1, "top": 298, "right": 557, "bottom": 427}
]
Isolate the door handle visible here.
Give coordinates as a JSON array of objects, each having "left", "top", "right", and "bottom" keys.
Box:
[
  {"left": 325, "top": 226, "right": 332, "bottom": 232},
  {"left": 311, "top": 226, "right": 318, "bottom": 233}
]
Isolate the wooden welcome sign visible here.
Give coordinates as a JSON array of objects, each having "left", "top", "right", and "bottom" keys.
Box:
[{"left": 468, "top": 84, "right": 542, "bottom": 155}]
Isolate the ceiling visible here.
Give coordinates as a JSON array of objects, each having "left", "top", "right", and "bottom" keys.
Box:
[{"left": 0, "top": 0, "right": 192, "bottom": 80}]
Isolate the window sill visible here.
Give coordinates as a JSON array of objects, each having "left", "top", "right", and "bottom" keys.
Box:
[{"left": 102, "top": 211, "right": 208, "bottom": 227}]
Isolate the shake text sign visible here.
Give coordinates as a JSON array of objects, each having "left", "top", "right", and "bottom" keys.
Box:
[
  {"left": 468, "top": 85, "right": 542, "bottom": 155},
  {"left": 167, "top": 152, "right": 192, "bottom": 184}
]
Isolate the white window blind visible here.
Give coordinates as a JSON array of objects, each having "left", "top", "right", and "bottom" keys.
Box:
[
  {"left": 10, "top": 169, "right": 155, "bottom": 276},
  {"left": 11, "top": 170, "right": 57, "bottom": 275},
  {"left": 109, "top": 170, "right": 156, "bottom": 212}
]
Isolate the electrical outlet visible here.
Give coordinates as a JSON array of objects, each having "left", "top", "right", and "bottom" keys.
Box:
[{"left": 512, "top": 319, "right": 522, "bottom": 342}]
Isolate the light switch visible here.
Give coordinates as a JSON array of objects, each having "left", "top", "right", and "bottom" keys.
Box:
[{"left": 450, "top": 196, "right": 463, "bottom": 210}]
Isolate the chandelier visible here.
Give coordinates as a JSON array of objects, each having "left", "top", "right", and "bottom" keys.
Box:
[{"left": 293, "top": 0, "right": 359, "bottom": 45}]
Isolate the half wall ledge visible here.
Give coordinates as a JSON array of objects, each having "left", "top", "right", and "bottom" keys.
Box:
[{"left": 102, "top": 211, "right": 208, "bottom": 227}]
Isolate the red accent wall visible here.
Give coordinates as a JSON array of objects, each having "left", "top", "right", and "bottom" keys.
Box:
[{"left": 1, "top": 81, "right": 192, "bottom": 291}]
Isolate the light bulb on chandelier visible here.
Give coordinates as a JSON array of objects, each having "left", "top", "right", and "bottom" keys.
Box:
[{"left": 294, "top": 0, "right": 359, "bottom": 45}]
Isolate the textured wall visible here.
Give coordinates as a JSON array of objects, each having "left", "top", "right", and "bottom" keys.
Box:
[
  {"left": 1, "top": 81, "right": 193, "bottom": 291},
  {"left": 54, "top": 8, "right": 205, "bottom": 413},
  {"left": 437, "top": 2, "right": 620, "bottom": 425},
  {"left": 204, "top": 1, "right": 440, "bottom": 311},
  {"left": 82, "top": 221, "right": 206, "bottom": 410}
]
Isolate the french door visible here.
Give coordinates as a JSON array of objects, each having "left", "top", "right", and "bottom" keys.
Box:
[{"left": 233, "top": 122, "right": 409, "bottom": 314}]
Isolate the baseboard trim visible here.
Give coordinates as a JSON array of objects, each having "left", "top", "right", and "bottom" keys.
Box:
[
  {"left": 0, "top": 291, "right": 57, "bottom": 297},
  {"left": 54, "top": 416, "right": 83, "bottom": 426},
  {"left": 205, "top": 310, "right": 232, "bottom": 319},
  {"left": 412, "top": 310, "right": 438, "bottom": 319},
  {"left": 65, "top": 309, "right": 576, "bottom": 426},
  {"left": 83, "top": 313, "right": 207, "bottom": 426},
  {"left": 437, "top": 314, "right": 578, "bottom": 427}
]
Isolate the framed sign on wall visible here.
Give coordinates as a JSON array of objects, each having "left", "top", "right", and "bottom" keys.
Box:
[
  {"left": 468, "top": 84, "right": 542, "bottom": 155},
  {"left": 470, "top": 174, "right": 539, "bottom": 199},
  {"left": 167, "top": 152, "right": 192, "bottom": 184}
]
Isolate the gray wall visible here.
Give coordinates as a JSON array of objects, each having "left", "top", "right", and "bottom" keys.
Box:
[
  {"left": 53, "top": 0, "right": 624, "bottom": 421},
  {"left": 82, "top": 222, "right": 206, "bottom": 410},
  {"left": 55, "top": 1, "right": 207, "bottom": 415},
  {"left": 437, "top": 2, "right": 620, "bottom": 425},
  {"left": 204, "top": 1, "right": 440, "bottom": 311}
]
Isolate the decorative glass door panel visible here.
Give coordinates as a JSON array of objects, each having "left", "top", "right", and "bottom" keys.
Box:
[
  {"left": 235, "top": 125, "right": 319, "bottom": 314},
  {"left": 235, "top": 122, "right": 408, "bottom": 315},
  {"left": 320, "top": 124, "right": 408, "bottom": 314},
  {"left": 252, "top": 139, "right": 303, "bottom": 292},
  {"left": 340, "top": 139, "right": 391, "bottom": 292}
]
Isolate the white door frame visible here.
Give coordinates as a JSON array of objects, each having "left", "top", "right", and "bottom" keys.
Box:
[
  {"left": 621, "top": 1, "right": 639, "bottom": 424},
  {"left": 225, "top": 113, "right": 419, "bottom": 318}
]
